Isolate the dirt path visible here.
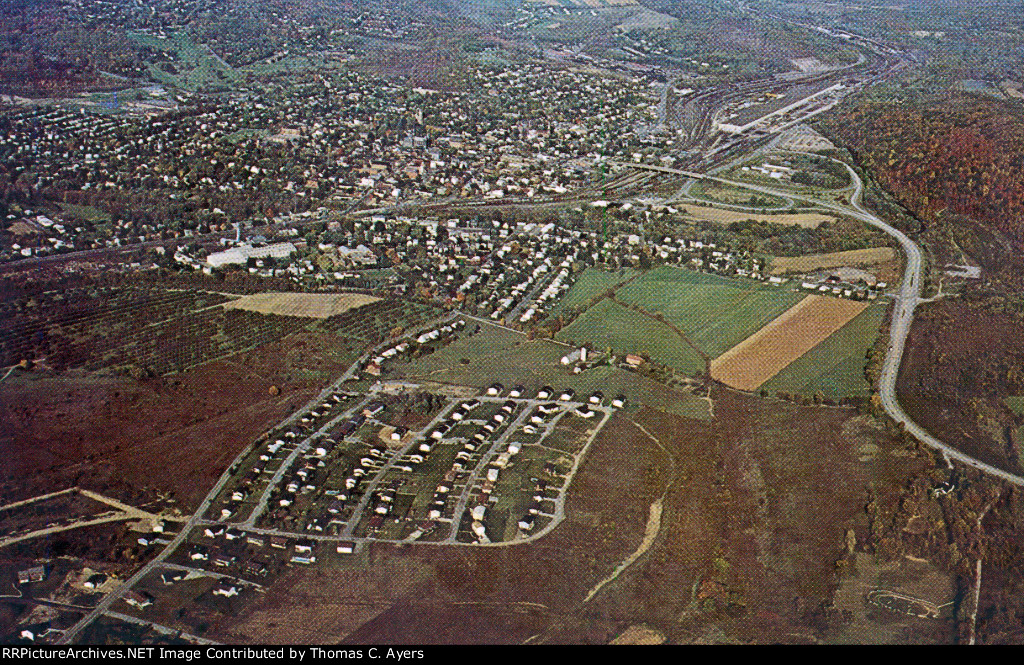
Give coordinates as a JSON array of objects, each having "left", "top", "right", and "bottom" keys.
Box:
[
  {"left": 0, "top": 512, "right": 138, "bottom": 549},
  {"left": 968, "top": 496, "right": 999, "bottom": 644},
  {"left": 0, "top": 487, "right": 78, "bottom": 512},
  {"left": 0, "top": 487, "right": 186, "bottom": 549},
  {"left": 584, "top": 419, "right": 677, "bottom": 603}
]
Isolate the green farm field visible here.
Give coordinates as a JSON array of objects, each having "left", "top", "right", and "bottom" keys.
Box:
[
  {"left": 761, "top": 303, "right": 886, "bottom": 400},
  {"left": 557, "top": 298, "right": 707, "bottom": 375},
  {"left": 548, "top": 266, "right": 639, "bottom": 316},
  {"left": 389, "top": 320, "right": 711, "bottom": 419},
  {"left": 613, "top": 266, "right": 806, "bottom": 359},
  {"left": 552, "top": 266, "right": 884, "bottom": 399}
]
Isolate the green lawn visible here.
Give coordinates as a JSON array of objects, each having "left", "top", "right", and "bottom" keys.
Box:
[
  {"left": 761, "top": 304, "right": 886, "bottom": 400},
  {"left": 614, "top": 266, "right": 805, "bottom": 359}
]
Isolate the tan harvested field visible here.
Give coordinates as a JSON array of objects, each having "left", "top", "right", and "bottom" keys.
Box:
[
  {"left": 222, "top": 292, "right": 380, "bottom": 318},
  {"left": 710, "top": 295, "right": 869, "bottom": 391},
  {"left": 683, "top": 206, "right": 834, "bottom": 228},
  {"left": 770, "top": 247, "right": 896, "bottom": 275}
]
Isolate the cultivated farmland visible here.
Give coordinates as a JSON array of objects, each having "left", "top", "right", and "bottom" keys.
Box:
[
  {"left": 557, "top": 298, "right": 708, "bottom": 375},
  {"left": 222, "top": 292, "right": 381, "bottom": 319},
  {"left": 762, "top": 303, "right": 885, "bottom": 399},
  {"left": 682, "top": 206, "right": 836, "bottom": 228},
  {"left": 612, "top": 266, "right": 805, "bottom": 359},
  {"left": 710, "top": 295, "right": 869, "bottom": 391},
  {"left": 770, "top": 247, "right": 897, "bottom": 275},
  {"left": 547, "top": 266, "right": 639, "bottom": 317}
]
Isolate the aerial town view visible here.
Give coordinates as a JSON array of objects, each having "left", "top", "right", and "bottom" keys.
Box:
[{"left": 1, "top": 0, "right": 1024, "bottom": 650}]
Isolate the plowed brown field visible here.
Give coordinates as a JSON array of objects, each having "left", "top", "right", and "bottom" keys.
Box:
[{"left": 710, "top": 295, "right": 868, "bottom": 391}]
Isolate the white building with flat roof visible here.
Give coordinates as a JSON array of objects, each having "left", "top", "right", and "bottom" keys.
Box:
[{"left": 206, "top": 242, "right": 297, "bottom": 268}]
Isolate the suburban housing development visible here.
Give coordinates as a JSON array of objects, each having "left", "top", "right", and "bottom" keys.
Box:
[{"left": 2, "top": 0, "right": 1024, "bottom": 648}]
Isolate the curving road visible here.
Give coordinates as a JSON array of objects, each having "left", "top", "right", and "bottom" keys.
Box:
[{"left": 619, "top": 159, "right": 1024, "bottom": 487}]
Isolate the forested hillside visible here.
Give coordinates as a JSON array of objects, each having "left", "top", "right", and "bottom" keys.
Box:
[{"left": 820, "top": 96, "right": 1024, "bottom": 254}]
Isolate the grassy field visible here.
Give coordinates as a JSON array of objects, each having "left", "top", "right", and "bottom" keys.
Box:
[
  {"left": 761, "top": 303, "right": 886, "bottom": 399},
  {"left": 130, "top": 31, "right": 238, "bottom": 92},
  {"left": 556, "top": 298, "right": 707, "bottom": 375},
  {"left": 550, "top": 265, "right": 883, "bottom": 399},
  {"left": 710, "top": 295, "right": 869, "bottom": 392},
  {"left": 1003, "top": 396, "right": 1024, "bottom": 417},
  {"left": 688, "top": 181, "right": 789, "bottom": 208},
  {"left": 548, "top": 267, "right": 638, "bottom": 316},
  {"left": 389, "top": 320, "right": 711, "bottom": 419},
  {"left": 613, "top": 266, "right": 805, "bottom": 360},
  {"left": 239, "top": 53, "right": 330, "bottom": 78},
  {"left": 56, "top": 202, "right": 111, "bottom": 223}
]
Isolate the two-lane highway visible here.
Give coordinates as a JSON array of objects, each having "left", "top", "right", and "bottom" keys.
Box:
[{"left": 617, "top": 158, "right": 1024, "bottom": 487}]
